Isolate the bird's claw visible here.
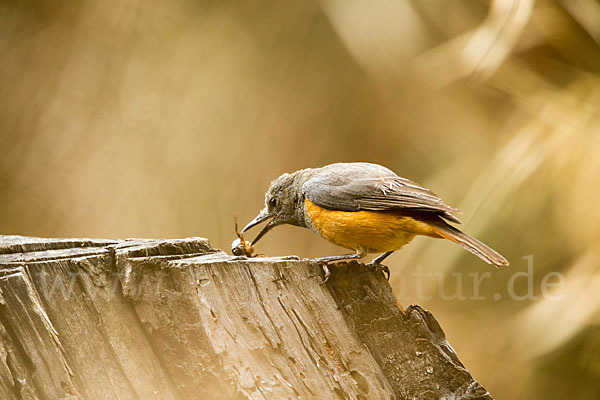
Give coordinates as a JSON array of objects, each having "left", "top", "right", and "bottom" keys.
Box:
[
  {"left": 367, "top": 262, "right": 390, "bottom": 280},
  {"left": 320, "top": 264, "right": 331, "bottom": 284}
]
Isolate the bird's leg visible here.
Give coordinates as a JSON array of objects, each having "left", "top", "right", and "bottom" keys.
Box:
[
  {"left": 370, "top": 251, "right": 393, "bottom": 264},
  {"left": 367, "top": 251, "right": 393, "bottom": 280},
  {"left": 312, "top": 251, "right": 366, "bottom": 264},
  {"left": 313, "top": 251, "right": 366, "bottom": 284}
]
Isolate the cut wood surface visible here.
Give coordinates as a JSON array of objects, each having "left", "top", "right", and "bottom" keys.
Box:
[{"left": 0, "top": 235, "right": 493, "bottom": 400}]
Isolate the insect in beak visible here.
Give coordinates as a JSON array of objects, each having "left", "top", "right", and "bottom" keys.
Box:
[{"left": 231, "top": 216, "right": 256, "bottom": 257}]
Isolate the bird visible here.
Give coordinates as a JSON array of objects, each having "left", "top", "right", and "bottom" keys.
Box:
[{"left": 241, "top": 162, "right": 508, "bottom": 280}]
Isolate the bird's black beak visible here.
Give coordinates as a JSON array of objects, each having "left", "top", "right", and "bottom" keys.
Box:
[{"left": 242, "top": 208, "right": 276, "bottom": 245}]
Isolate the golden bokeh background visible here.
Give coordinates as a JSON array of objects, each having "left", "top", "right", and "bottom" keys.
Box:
[{"left": 2, "top": 1, "right": 599, "bottom": 398}]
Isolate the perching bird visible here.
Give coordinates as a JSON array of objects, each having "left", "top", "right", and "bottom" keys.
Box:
[{"left": 242, "top": 162, "right": 508, "bottom": 280}]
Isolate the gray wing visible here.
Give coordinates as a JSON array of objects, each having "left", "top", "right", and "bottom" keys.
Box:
[{"left": 302, "top": 163, "right": 462, "bottom": 224}]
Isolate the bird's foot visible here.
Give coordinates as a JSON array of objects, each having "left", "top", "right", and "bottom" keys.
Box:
[
  {"left": 367, "top": 261, "right": 390, "bottom": 281},
  {"left": 308, "top": 252, "right": 366, "bottom": 284},
  {"left": 319, "top": 263, "right": 331, "bottom": 284}
]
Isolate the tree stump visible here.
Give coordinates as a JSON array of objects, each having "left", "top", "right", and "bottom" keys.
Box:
[{"left": 0, "top": 235, "right": 492, "bottom": 399}]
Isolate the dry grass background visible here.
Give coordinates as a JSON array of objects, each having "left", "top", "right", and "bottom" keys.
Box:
[{"left": 1, "top": 0, "right": 599, "bottom": 398}]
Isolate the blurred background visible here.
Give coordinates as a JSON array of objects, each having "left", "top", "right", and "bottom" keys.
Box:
[{"left": 1, "top": 0, "right": 599, "bottom": 398}]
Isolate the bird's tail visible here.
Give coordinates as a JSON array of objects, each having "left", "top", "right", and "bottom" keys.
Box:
[{"left": 429, "top": 220, "right": 509, "bottom": 267}]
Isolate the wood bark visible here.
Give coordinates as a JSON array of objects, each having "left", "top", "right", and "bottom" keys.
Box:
[{"left": 0, "top": 235, "right": 493, "bottom": 400}]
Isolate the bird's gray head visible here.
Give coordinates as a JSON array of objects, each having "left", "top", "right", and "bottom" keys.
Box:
[{"left": 242, "top": 170, "right": 309, "bottom": 245}]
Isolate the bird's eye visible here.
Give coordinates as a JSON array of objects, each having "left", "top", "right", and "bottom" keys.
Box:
[{"left": 268, "top": 197, "right": 277, "bottom": 208}]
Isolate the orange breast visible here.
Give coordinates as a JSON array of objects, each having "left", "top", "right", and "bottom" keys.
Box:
[{"left": 305, "top": 199, "right": 437, "bottom": 253}]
